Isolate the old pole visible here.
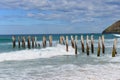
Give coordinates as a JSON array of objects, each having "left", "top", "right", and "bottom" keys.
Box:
[
  {"left": 75, "top": 41, "right": 77, "bottom": 55},
  {"left": 42, "top": 36, "right": 46, "bottom": 48},
  {"left": 97, "top": 37, "right": 101, "bottom": 57},
  {"left": 101, "top": 35, "right": 105, "bottom": 54},
  {"left": 59, "top": 36, "right": 62, "bottom": 44},
  {"left": 86, "top": 35, "right": 89, "bottom": 56},
  {"left": 112, "top": 38, "right": 117, "bottom": 57},
  {"left": 38, "top": 43, "right": 41, "bottom": 48},
  {"left": 22, "top": 36, "right": 26, "bottom": 48},
  {"left": 35, "top": 36, "right": 37, "bottom": 48},
  {"left": 49, "top": 35, "right": 52, "bottom": 47},
  {"left": 66, "top": 36, "right": 69, "bottom": 52},
  {"left": 75, "top": 35, "right": 78, "bottom": 44},
  {"left": 62, "top": 36, "right": 65, "bottom": 45},
  {"left": 81, "top": 35, "right": 84, "bottom": 53},
  {"left": 12, "top": 36, "right": 16, "bottom": 48},
  {"left": 71, "top": 35, "right": 74, "bottom": 48},
  {"left": 18, "top": 36, "right": 20, "bottom": 48},
  {"left": 32, "top": 37, "right": 35, "bottom": 48},
  {"left": 27, "top": 36, "right": 31, "bottom": 49},
  {"left": 91, "top": 35, "right": 94, "bottom": 53}
]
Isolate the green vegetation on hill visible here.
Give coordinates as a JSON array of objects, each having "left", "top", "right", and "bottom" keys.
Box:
[{"left": 102, "top": 20, "right": 120, "bottom": 34}]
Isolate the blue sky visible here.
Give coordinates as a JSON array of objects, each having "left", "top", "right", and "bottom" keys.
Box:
[{"left": 0, "top": 0, "right": 120, "bottom": 34}]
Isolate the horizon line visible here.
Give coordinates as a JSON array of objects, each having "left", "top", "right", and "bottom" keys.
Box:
[{"left": 0, "top": 32, "right": 102, "bottom": 36}]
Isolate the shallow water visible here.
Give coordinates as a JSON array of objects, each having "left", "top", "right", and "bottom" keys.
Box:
[{"left": 0, "top": 33, "right": 120, "bottom": 80}]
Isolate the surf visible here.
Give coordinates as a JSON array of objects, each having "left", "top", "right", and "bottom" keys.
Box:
[
  {"left": 0, "top": 44, "right": 77, "bottom": 62},
  {"left": 113, "top": 34, "right": 120, "bottom": 37}
]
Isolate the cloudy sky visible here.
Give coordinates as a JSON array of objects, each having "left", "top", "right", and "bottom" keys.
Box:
[{"left": 0, "top": 0, "right": 120, "bottom": 34}]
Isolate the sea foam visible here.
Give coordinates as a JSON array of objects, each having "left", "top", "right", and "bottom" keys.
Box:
[{"left": 0, "top": 44, "right": 77, "bottom": 62}]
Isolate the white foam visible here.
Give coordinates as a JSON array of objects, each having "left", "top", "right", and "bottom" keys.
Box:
[
  {"left": 0, "top": 44, "right": 77, "bottom": 62},
  {"left": 20, "top": 64, "right": 120, "bottom": 80},
  {"left": 113, "top": 34, "right": 120, "bottom": 37}
]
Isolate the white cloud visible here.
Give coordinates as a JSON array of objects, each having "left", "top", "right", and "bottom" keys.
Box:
[{"left": 0, "top": 0, "right": 120, "bottom": 23}]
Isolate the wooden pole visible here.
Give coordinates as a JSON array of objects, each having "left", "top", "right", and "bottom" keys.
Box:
[
  {"left": 59, "top": 36, "right": 61, "bottom": 44},
  {"left": 18, "top": 36, "right": 20, "bottom": 48},
  {"left": 66, "top": 36, "right": 69, "bottom": 52},
  {"left": 86, "top": 35, "right": 89, "bottom": 56},
  {"left": 112, "top": 38, "right": 117, "bottom": 57},
  {"left": 22, "top": 36, "right": 26, "bottom": 48},
  {"left": 38, "top": 43, "right": 41, "bottom": 48},
  {"left": 62, "top": 36, "right": 65, "bottom": 45},
  {"left": 75, "top": 35, "right": 78, "bottom": 44},
  {"left": 101, "top": 35, "right": 105, "bottom": 54},
  {"left": 71, "top": 35, "right": 74, "bottom": 48},
  {"left": 91, "top": 35, "right": 94, "bottom": 53},
  {"left": 115, "top": 38, "right": 117, "bottom": 55},
  {"left": 75, "top": 41, "right": 77, "bottom": 55},
  {"left": 81, "top": 35, "right": 84, "bottom": 53},
  {"left": 42, "top": 36, "right": 46, "bottom": 48},
  {"left": 97, "top": 37, "right": 101, "bottom": 57},
  {"left": 32, "top": 37, "right": 35, "bottom": 48},
  {"left": 59, "top": 36, "right": 62, "bottom": 44},
  {"left": 35, "top": 36, "right": 37, "bottom": 48},
  {"left": 27, "top": 36, "right": 31, "bottom": 49},
  {"left": 49, "top": 35, "right": 52, "bottom": 47},
  {"left": 75, "top": 35, "right": 78, "bottom": 54},
  {"left": 12, "top": 36, "right": 16, "bottom": 48},
  {"left": 22, "top": 36, "right": 24, "bottom": 48}
]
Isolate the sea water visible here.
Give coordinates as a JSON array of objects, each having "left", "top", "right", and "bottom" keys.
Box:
[{"left": 0, "top": 33, "right": 120, "bottom": 80}]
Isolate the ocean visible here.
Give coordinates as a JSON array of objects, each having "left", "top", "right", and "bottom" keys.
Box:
[{"left": 0, "top": 33, "right": 120, "bottom": 80}]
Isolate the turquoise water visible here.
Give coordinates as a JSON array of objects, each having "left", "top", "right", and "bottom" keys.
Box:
[
  {"left": 0, "top": 33, "right": 115, "bottom": 52},
  {"left": 0, "top": 33, "right": 120, "bottom": 80}
]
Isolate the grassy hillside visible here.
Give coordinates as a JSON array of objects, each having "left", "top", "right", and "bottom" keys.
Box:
[{"left": 102, "top": 20, "right": 120, "bottom": 34}]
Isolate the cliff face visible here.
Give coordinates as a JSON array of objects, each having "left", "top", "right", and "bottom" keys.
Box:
[{"left": 102, "top": 20, "right": 120, "bottom": 34}]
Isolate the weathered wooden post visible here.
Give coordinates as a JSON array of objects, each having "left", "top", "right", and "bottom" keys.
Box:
[
  {"left": 49, "top": 35, "right": 52, "bottom": 47},
  {"left": 59, "top": 36, "right": 61, "bottom": 44},
  {"left": 32, "top": 37, "right": 35, "bottom": 48},
  {"left": 59, "top": 36, "right": 65, "bottom": 45},
  {"left": 112, "top": 38, "right": 117, "bottom": 57},
  {"left": 42, "top": 36, "right": 46, "bottom": 48},
  {"left": 22, "top": 36, "right": 24, "bottom": 48},
  {"left": 75, "top": 35, "right": 78, "bottom": 44},
  {"left": 35, "top": 36, "right": 37, "bottom": 48},
  {"left": 18, "top": 36, "right": 20, "bottom": 48},
  {"left": 71, "top": 35, "right": 74, "bottom": 48},
  {"left": 12, "top": 36, "right": 16, "bottom": 48},
  {"left": 59, "top": 36, "right": 62, "bottom": 44},
  {"left": 22, "top": 36, "right": 26, "bottom": 48},
  {"left": 66, "top": 36, "right": 68, "bottom": 52},
  {"left": 97, "top": 37, "right": 101, "bottom": 57},
  {"left": 62, "top": 36, "right": 65, "bottom": 45},
  {"left": 75, "top": 41, "right": 77, "bottom": 55},
  {"left": 115, "top": 38, "right": 117, "bottom": 55},
  {"left": 101, "top": 35, "right": 105, "bottom": 54},
  {"left": 74, "top": 35, "right": 78, "bottom": 55},
  {"left": 38, "top": 43, "right": 41, "bottom": 48},
  {"left": 81, "top": 35, "right": 84, "bottom": 53},
  {"left": 27, "top": 36, "right": 31, "bottom": 49},
  {"left": 91, "top": 35, "right": 94, "bottom": 53},
  {"left": 86, "top": 35, "right": 89, "bottom": 56}
]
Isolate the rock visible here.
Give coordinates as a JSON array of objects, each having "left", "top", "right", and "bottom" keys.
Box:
[{"left": 102, "top": 20, "right": 120, "bottom": 34}]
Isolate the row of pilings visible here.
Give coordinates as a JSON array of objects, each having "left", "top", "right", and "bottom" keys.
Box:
[
  {"left": 12, "top": 35, "right": 117, "bottom": 57},
  {"left": 12, "top": 35, "right": 53, "bottom": 49}
]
